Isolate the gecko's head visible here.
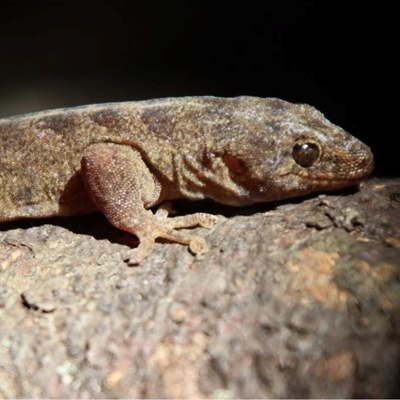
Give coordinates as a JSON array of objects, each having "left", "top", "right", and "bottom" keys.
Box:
[{"left": 201, "top": 96, "right": 374, "bottom": 205}]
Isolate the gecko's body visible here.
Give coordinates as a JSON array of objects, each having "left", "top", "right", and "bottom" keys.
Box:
[{"left": 0, "top": 96, "right": 374, "bottom": 264}]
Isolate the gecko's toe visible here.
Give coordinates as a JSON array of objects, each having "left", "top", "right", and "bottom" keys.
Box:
[
  {"left": 123, "top": 251, "right": 143, "bottom": 266},
  {"left": 122, "top": 235, "right": 155, "bottom": 266},
  {"left": 198, "top": 214, "right": 219, "bottom": 228},
  {"left": 189, "top": 236, "right": 209, "bottom": 255}
]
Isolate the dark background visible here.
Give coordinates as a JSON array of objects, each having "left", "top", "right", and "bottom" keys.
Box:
[{"left": 0, "top": 2, "right": 396, "bottom": 177}]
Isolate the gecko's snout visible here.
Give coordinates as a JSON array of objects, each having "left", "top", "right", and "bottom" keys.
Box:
[
  {"left": 352, "top": 142, "right": 374, "bottom": 180},
  {"left": 360, "top": 151, "right": 374, "bottom": 176}
]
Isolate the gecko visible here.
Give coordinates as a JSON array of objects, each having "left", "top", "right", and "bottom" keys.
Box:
[{"left": 0, "top": 96, "right": 374, "bottom": 264}]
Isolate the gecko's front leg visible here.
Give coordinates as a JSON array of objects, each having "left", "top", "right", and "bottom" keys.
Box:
[{"left": 81, "top": 143, "right": 217, "bottom": 265}]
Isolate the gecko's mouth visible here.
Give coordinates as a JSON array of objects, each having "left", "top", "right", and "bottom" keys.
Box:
[{"left": 296, "top": 171, "right": 373, "bottom": 188}]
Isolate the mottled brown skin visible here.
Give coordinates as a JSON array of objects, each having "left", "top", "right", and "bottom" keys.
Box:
[{"left": 0, "top": 97, "right": 374, "bottom": 264}]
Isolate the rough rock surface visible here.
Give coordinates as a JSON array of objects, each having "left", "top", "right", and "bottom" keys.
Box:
[{"left": 0, "top": 178, "right": 399, "bottom": 398}]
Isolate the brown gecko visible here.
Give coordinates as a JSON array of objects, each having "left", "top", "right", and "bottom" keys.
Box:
[{"left": 0, "top": 97, "right": 374, "bottom": 264}]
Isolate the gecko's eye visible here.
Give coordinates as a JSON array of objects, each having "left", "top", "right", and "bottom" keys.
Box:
[{"left": 292, "top": 141, "right": 321, "bottom": 168}]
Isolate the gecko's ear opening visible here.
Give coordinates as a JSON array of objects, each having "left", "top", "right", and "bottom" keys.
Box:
[
  {"left": 292, "top": 140, "right": 321, "bottom": 168},
  {"left": 222, "top": 154, "right": 247, "bottom": 176}
]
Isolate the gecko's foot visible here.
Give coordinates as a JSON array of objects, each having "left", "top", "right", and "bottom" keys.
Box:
[
  {"left": 121, "top": 220, "right": 212, "bottom": 265},
  {"left": 116, "top": 206, "right": 219, "bottom": 265},
  {"left": 155, "top": 211, "right": 216, "bottom": 254},
  {"left": 123, "top": 233, "right": 209, "bottom": 265}
]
